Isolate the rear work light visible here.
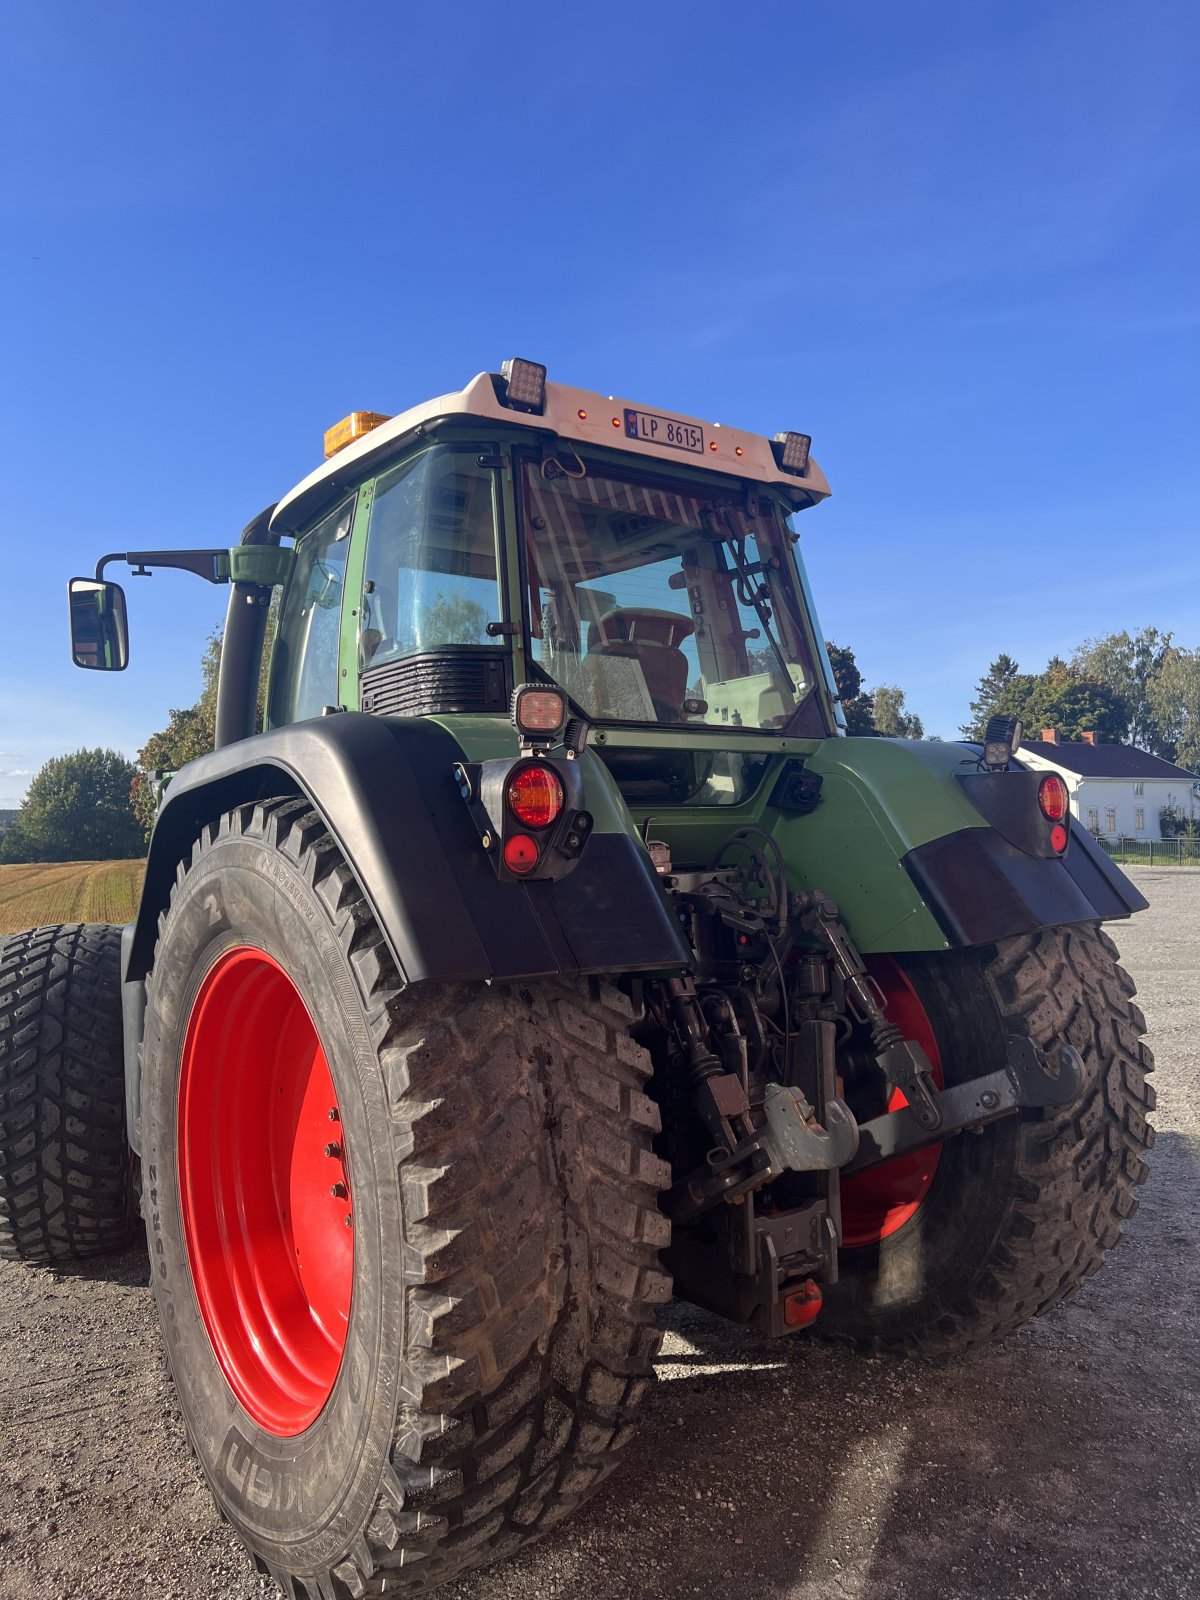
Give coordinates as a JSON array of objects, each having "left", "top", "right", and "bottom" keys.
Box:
[
  {"left": 511, "top": 684, "right": 567, "bottom": 740},
  {"left": 507, "top": 765, "right": 565, "bottom": 829},
  {"left": 982, "top": 714, "right": 1024, "bottom": 772},
  {"left": 1038, "top": 775, "right": 1069, "bottom": 822}
]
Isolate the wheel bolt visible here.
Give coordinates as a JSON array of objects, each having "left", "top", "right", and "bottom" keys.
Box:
[
  {"left": 980, "top": 1090, "right": 1000, "bottom": 1111},
  {"left": 344, "top": 1213, "right": 353, "bottom": 1229},
  {"left": 324, "top": 1142, "right": 342, "bottom": 1159},
  {"left": 331, "top": 1181, "right": 348, "bottom": 1199},
  {"left": 328, "top": 1107, "right": 340, "bottom": 1122}
]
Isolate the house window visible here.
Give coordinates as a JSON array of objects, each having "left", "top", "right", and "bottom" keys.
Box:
[
  {"left": 1135, "top": 808, "right": 1145, "bottom": 832},
  {"left": 1087, "top": 808, "right": 1099, "bottom": 832},
  {"left": 1134, "top": 781, "right": 1144, "bottom": 797},
  {"left": 1105, "top": 808, "right": 1117, "bottom": 833}
]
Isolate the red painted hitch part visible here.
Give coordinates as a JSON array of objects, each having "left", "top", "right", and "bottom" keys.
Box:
[
  {"left": 839, "top": 956, "right": 945, "bottom": 1249},
  {"left": 783, "top": 1281, "right": 823, "bottom": 1328},
  {"left": 177, "top": 946, "right": 354, "bottom": 1437}
]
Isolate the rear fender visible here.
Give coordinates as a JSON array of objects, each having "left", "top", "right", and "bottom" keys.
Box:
[
  {"left": 127, "top": 713, "right": 690, "bottom": 987},
  {"left": 791, "top": 738, "right": 1147, "bottom": 950}
]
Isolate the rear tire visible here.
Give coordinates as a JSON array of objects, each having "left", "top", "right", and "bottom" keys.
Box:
[
  {"left": 0, "top": 923, "right": 134, "bottom": 1263},
  {"left": 822, "top": 923, "right": 1154, "bottom": 1354},
  {"left": 141, "top": 800, "right": 671, "bottom": 1597}
]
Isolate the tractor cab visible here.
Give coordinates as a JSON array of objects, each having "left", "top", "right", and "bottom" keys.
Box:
[{"left": 262, "top": 362, "right": 838, "bottom": 758}]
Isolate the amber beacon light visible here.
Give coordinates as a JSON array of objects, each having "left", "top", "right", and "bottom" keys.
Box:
[{"left": 323, "top": 411, "right": 393, "bottom": 459}]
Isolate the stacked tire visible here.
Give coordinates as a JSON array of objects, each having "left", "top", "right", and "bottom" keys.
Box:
[{"left": 0, "top": 923, "right": 134, "bottom": 1263}]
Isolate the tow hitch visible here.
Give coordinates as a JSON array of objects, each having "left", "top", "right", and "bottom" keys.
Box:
[
  {"left": 657, "top": 876, "right": 1089, "bottom": 1340},
  {"left": 846, "top": 1037, "right": 1085, "bottom": 1175}
]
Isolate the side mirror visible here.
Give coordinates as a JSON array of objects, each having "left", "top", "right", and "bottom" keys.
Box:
[{"left": 68, "top": 577, "right": 129, "bottom": 671}]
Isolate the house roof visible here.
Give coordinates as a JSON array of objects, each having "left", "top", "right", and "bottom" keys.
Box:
[{"left": 1020, "top": 741, "right": 1199, "bottom": 782}]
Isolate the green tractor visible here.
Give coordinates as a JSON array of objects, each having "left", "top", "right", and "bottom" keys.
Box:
[{"left": 1, "top": 359, "right": 1154, "bottom": 1596}]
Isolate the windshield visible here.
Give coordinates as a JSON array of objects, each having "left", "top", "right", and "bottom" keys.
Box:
[{"left": 521, "top": 456, "right": 820, "bottom": 730}]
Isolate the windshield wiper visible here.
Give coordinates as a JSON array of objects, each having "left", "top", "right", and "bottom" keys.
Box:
[{"left": 715, "top": 522, "right": 795, "bottom": 690}]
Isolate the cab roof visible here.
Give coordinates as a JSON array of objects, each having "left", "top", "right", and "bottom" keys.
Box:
[{"left": 270, "top": 370, "right": 829, "bottom": 537}]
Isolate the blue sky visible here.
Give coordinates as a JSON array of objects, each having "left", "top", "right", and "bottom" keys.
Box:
[{"left": 1, "top": 0, "right": 1197, "bottom": 805}]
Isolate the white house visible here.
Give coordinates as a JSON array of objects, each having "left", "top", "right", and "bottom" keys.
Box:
[{"left": 1018, "top": 730, "right": 1200, "bottom": 842}]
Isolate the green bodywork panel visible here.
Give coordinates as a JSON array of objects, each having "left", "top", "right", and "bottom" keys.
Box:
[
  {"left": 428, "top": 715, "right": 638, "bottom": 838},
  {"left": 336, "top": 482, "right": 375, "bottom": 709},
  {"left": 785, "top": 737, "right": 984, "bottom": 949},
  {"left": 611, "top": 733, "right": 989, "bottom": 953},
  {"left": 433, "top": 721, "right": 989, "bottom": 953}
]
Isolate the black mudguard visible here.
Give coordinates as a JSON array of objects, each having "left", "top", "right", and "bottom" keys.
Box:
[
  {"left": 126, "top": 713, "right": 690, "bottom": 986},
  {"left": 903, "top": 819, "right": 1149, "bottom": 948}
]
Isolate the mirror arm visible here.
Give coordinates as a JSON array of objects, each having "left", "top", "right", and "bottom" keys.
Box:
[{"left": 95, "top": 549, "right": 230, "bottom": 584}]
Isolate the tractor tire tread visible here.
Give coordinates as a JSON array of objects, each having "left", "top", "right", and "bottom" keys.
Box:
[
  {"left": 155, "top": 801, "right": 667, "bottom": 1600},
  {"left": 831, "top": 922, "right": 1152, "bottom": 1357},
  {"left": 362, "top": 974, "right": 669, "bottom": 1596},
  {"left": 0, "top": 922, "right": 134, "bottom": 1263}
]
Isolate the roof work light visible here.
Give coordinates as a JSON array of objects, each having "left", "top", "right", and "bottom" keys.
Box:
[
  {"left": 500, "top": 357, "right": 547, "bottom": 413},
  {"left": 772, "top": 431, "right": 812, "bottom": 475}
]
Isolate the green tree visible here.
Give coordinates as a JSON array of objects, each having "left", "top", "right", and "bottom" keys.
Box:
[
  {"left": 0, "top": 749, "right": 143, "bottom": 863},
  {"left": 1072, "top": 627, "right": 1176, "bottom": 756},
  {"left": 960, "top": 653, "right": 1020, "bottom": 740},
  {"left": 824, "top": 641, "right": 875, "bottom": 735},
  {"left": 133, "top": 613, "right": 276, "bottom": 832},
  {"left": 1147, "top": 648, "right": 1200, "bottom": 773},
  {"left": 1158, "top": 795, "right": 1198, "bottom": 837},
  {"left": 132, "top": 631, "right": 220, "bottom": 830},
  {"left": 872, "top": 684, "right": 925, "bottom": 739},
  {"left": 993, "top": 661, "right": 1128, "bottom": 744},
  {"left": 423, "top": 591, "right": 490, "bottom": 646}
]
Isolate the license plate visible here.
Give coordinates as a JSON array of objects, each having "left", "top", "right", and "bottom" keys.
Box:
[{"left": 624, "top": 408, "right": 704, "bottom": 454}]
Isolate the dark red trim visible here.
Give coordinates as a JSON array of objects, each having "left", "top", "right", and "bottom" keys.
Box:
[{"left": 840, "top": 957, "right": 944, "bottom": 1249}]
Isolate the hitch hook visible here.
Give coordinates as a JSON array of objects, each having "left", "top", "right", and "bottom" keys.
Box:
[{"left": 763, "top": 1084, "right": 860, "bottom": 1171}]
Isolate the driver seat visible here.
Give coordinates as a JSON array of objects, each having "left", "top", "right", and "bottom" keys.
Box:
[{"left": 587, "top": 608, "right": 695, "bottom": 717}]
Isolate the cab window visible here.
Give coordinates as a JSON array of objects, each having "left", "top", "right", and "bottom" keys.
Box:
[
  {"left": 521, "top": 458, "right": 817, "bottom": 730},
  {"left": 268, "top": 495, "right": 355, "bottom": 725},
  {"left": 358, "top": 447, "right": 501, "bottom": 670}
]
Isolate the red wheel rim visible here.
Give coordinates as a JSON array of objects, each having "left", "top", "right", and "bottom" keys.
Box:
[
  {"left": 178, "top": 946, "right": 353, "bottom": 1436},
  {"left": 840, "top": 957, "right": 945, "bottom": 1249}
]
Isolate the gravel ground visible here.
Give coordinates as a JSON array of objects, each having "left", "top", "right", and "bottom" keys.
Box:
[{"left": 1, "top": 867, "right": 1197, "bottom": 1600}]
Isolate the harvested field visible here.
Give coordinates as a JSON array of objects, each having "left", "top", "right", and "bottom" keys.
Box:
[
  {"left": 0, "top": 867, "right": 1196, "bottom": 1599},
  {"left": 0, "top": 860, "right": 145, "bottom": 936}
]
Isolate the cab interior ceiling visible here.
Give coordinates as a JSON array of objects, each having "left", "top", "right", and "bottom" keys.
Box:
[
  {"left": 524, "top": 472, "right": 778, "bottom": 667},
  {"left": 525, "top": 466, "right": 773, "bottom": 580}
]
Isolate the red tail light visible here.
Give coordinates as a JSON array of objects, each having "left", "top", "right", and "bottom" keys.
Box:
[
  {"left": 1050, "top": 823, "right": 1069, "bottom": 853},
  {"left": 503, "top": 834, "right": 539, "bottom": 874},
  {"left": 1038, "top": 775, "right": 1069, "bottom": 822},
  {"left": 507, "top": 765, "right": 564, "bottom": 829}
]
